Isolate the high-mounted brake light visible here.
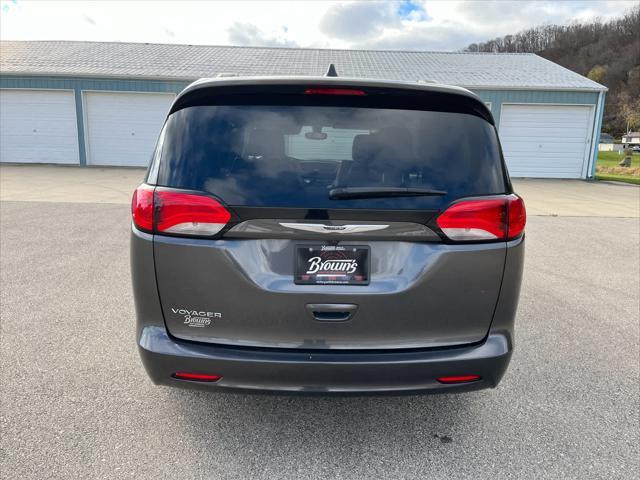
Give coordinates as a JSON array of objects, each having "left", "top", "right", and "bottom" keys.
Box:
[
  {"left": 436, "top": 195, "right": 525, "bottom": 242},
  {"left": 173, "top": 372, "right": 222, "bottom": 382},
  {"left": 131, "top": 185, "right": 231, "bottom": 237},
  {"left": 304, "top": 88, "right": 366, "bottom": 96},
  {"left": 437, "top": 375, "right": 481, "bottom": 384}
]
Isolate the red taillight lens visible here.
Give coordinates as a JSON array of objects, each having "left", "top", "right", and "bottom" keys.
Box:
[
  {"left": 173, "top": 372, "right": 222, "bottom": 382},
  {"left": 304, "top": 88, "right": 366, "bottom": 96},
  {"left": 507, "top": 195, "right": 526, "bottom": 239},
  {"left": 436, "top": 375, "right": 481, "bottom": 384},
  {"left": 436, "top": 195, "right": 525, "bottom": 242},
  {"left": 437, "top": 199, "right": 506, "bottom": 241},
  {"left": 155, "top": 190, "right": 231, "bottom": 236},
  {"left": 131, "top": 186, "right": 231, "bottom": 237},
  {"left": 131, "top": 184, "right": 154, "bottom": 232}
]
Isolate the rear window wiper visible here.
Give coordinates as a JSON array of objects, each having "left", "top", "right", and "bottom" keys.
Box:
[{"left": 329, "top": 186, "right": 447, "bottom": 200}]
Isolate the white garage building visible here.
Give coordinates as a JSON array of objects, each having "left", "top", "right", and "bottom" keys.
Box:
[{"left": 0, "top": 40, "right": 606, "bottom": 178}]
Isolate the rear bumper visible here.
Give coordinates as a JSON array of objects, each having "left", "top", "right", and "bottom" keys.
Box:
[{"left": 138, "top": 326, "right": 512, "bottom": 395}]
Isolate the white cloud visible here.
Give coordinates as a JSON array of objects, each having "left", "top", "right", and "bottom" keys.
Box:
[
  {"left": 319, "top": 2, "right": 400, "bottom": 41},
  {"left": 0, "top": 0, "right": 636, "bottom": 51},
  {"left": 228, "top": 22, "right": 298, "bottom": 48}
]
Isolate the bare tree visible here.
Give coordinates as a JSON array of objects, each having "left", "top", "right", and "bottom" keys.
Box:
[{"left": 462, "top": 6, "right": 640, "bottom": 135}]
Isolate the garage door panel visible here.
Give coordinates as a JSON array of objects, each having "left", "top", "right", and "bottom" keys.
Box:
[
  {"left": 508, "top": 158, "right": 585, "bottom": 164},
  {"left": 505, "top": 153, "right": 585, "bottom": 161},
  {"left": 501, "top": 126, "right": 589, "bottom": 133},
  {"left": 504, "top": 111, "right": 590, "bottom": 119},
  {"left": 501, "top": 124, "right": 590, "bottom": 134},
  {"left": 501, "top": 141, "right": 589, "bottom": 151},
  {"left": 501, "top": 123, "right": 590, "bottom": 132},
  {"left": 499, "top": 104, "right": 592, "bottom": 179},
  {"left": 85, "top": 92, "right": 174, "bottom": 166},
  {"left": 502, "top": 114, "right": 590, "bottom": 122},
  {"left": 501, "top": 132, "right": 590, "bottom": 142},
  {"left": 508, "top": 160, "right": 585, "bottom": 168},
  {"left": 0, "top": 89, "right": 79, "bottom": 164},
  {"left": 508, "top": 163, "right": 584, "bottom": 171},
  {"left": 501, "top": 104, "right": 590, "bottom": 114},
  {"left": 502, "top": 139, "right": 588, "bottom": 148}
]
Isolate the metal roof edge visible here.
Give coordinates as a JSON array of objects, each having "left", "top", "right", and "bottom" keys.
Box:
[
  {"left": 464, "top": 85, "right": 608, "bottom": 92},
  {"left": 0, "top": 39, "right": 540, "bottom": 56},
  {"left": 0, "top": 72, "right": 607, "bottom": 92},
  {"left": 530, "top": 54, "right": 607, "bottom": 91},
  {"left": 0, "top": 71, "right": 195, "bottom": 83}
]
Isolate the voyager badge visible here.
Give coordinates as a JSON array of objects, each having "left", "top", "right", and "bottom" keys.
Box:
[{"left": 171, "top": 308, "right": 222, "bottom": 328}]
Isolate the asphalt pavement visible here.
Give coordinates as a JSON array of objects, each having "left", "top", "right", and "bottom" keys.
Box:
[{"left": 1, "top": 198, "right": 639, "bottom": 479}]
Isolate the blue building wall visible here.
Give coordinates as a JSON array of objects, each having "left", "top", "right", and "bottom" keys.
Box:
[
  {"left": 473, "top": 88, "right": 603, "bottom": 178},
  {"left": 0, "top": 75, "right": 189, "bottom": 93},
  {"left": 471, "top": 88, "right": 600, "bottom": 126},
  {"left": 0, "top": 75, "right": 603, "bottom": 176},
  {"left": 0, "top": 75, "right": 188, "bottom": 165}
]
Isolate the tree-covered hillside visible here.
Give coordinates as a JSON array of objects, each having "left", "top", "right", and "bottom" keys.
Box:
[{"left": 464, "top": 7, "right": 640, "bottom": 136}]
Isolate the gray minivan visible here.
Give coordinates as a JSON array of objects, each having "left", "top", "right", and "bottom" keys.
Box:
[{"left": 131, "top": 76, "right": 525, "bottom": 394}]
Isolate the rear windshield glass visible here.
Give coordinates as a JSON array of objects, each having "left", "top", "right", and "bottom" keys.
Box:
[{"left": 157, "top": 105, "right": 506, "bottom": 209}]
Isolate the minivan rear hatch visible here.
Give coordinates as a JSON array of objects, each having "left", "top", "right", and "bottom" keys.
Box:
[{"left": 148, "top": 80, "right": 511, "bottom": 350}]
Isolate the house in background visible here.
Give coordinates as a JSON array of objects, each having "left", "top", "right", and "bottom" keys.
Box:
[
  {"left": 622, "top": 132, "right": 640, "bottom": 145},
  {"left": 599, "top": 133, "right": 614, "bottom": 143},
  {"left": 0, "top": 40, "right": 607, "bottom": 179},
  {"left": 598, "top": 133, "right": 623, "bottom": 152}
]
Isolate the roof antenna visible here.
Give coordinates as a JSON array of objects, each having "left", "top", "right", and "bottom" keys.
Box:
[{"left": 325, "top": 64, "right": 338, "bottom": 77}]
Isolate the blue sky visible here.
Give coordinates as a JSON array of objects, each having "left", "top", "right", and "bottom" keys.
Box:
[
  {"left": 397, "top": 0, "right": 430, "bottom": 21},
  {"left": 1, "top": 1, "right": 636, "bottom": 51}
]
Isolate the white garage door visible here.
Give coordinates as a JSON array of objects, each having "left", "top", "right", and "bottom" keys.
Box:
[
  {"left": 0, "top": 89, "right": 79, "bottom": 164},
  {"left": 499, "top": 104, "right": 593, "bottom": 178},
  {"left": 84, "top": 92, "right": 174, "bottom": 166}
]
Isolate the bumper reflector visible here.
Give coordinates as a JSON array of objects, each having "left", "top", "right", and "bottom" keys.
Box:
[
  {"left": 172, "top": 372, "right": 222, "bottom": 382},
  {"left": 436, "top": 375, "right": 481, "bottom": 384}
]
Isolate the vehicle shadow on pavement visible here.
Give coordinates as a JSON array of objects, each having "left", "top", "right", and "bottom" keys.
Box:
[{"left": 166, "top": 388, "right": 478, "bottom": 476}]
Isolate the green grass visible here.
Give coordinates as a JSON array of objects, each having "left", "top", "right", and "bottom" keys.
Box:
[
  {"left": 595, "top": 173, "right": 640, "bottom": 185},
  {"left": 595, "top": 150, "right": 639, "bottom": 185},
  {"left": 596, "top": 150, "right": 640, "bottom": 168}
]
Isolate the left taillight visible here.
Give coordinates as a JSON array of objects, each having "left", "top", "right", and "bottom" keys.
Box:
[
  {"left": 436, "top": 194, "right": 526, "bottom": 242},
  {"left": 131, "top": 185, "right": 231, "bottom": 237},
  {"left": 155, "top": 190, "right": 231, "bottom": 236}
]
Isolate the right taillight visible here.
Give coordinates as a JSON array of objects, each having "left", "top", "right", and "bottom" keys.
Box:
[
  {"left": 436, "top": 195, "right": 525, "bottom": 242},
  {"left": 131, "top": 184, "right": 155, "bottom": 232},
  {"left": 507, "top": 195, "right": 526, "bottom": 239},
  {"left": 131, "top": 185, "right": 231, "bottom": 237}
]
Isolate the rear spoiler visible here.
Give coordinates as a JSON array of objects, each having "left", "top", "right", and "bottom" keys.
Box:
[{"left": 168, "top": 78, "right": 494, "bottom": 125}]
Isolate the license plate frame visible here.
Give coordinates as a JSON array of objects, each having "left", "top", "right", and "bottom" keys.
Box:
[{"left": 294, "top": 245, "right": 370, "bottom": 285}]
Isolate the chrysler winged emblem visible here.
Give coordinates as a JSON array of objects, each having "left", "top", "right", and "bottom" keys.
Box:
[{"left": 279, "top": 223, "right": 389, "bottom": 234}]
